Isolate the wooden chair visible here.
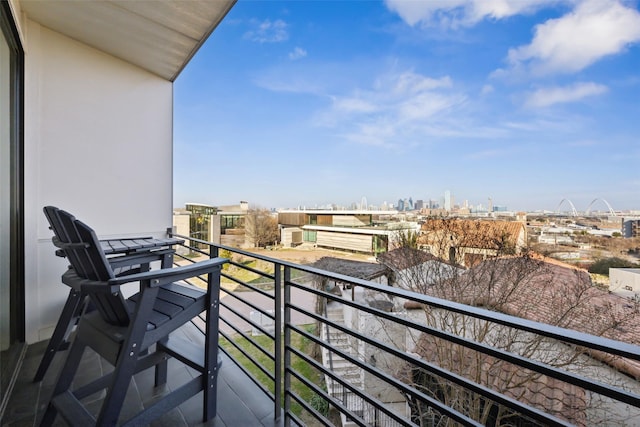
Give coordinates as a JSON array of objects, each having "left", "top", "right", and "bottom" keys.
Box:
[
  {"left": 33, "top": 206, "right": 182, "bottom": 382},
  {"left": 40, "top": 208, "right": 227, "bottom": 426}
]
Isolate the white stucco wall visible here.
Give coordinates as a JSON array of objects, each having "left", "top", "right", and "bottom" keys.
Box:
[
  {"left": 22, "top": 19, "right": 174, "bottom": 343},
  {"left": 609, "top": 268, "right": 640, "bottom": 299}
]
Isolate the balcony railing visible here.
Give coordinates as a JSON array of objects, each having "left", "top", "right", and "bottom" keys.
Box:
[{"left": 170, "top": 231, "right": 640, "bottom": 427}]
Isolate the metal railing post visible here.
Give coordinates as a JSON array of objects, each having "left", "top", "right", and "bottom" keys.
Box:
[
  {"left": 209, "top": 242, "right": 219, "bottom": 258},
  {"left": 283, "top": 265, "right": 292, "bottom": 426},
  {"left": 274, "top": 262, "right": 283, "bottom": 422}
]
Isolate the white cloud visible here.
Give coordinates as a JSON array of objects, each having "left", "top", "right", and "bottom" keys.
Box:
[
  {"left": 505, "top": 0, "right": 640, "bottom": 76},
  {"left": 244, "top": 19, "right": 289, "bottom": 43},
  {"left": 481, "top": 84, "right": 494, "bottom": 95},
  {"left": 319, "top": 70, "right": 466, "bottom": 146},
  {"left": 524, "top": 82, "right": 608, "bottom": 108},
  {"left": 288, "top": 47, "right": 307, "bottom": 60},
  {"left": 383, "top": 0, "right": 558, "bottom": 28},
  {"left": 333, "top": 97, "right": 378, "bottom": 114}
]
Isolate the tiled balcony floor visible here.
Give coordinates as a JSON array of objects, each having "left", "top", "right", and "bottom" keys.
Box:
[{"left": 2, "top": 322, "right": 282, "bottom": 426}]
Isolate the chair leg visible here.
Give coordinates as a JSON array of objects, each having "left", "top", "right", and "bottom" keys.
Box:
[
  {"left": 95, "top": 360, "right": 137, "bottom": 426},
  {"left": 153, "top": 256, "right": 172, "bottom": 387},
  {"left": 97, "top": 286, "right": 160, "bottom": 426},
  {"left": 39, "top": 338, "right": 88, "bottom": 426},
  {"left": 154, "top": 338, "right": 168, "bottom": 387},
  {"left": 203, "top": 349, "right": 220, "bottom": 422},
  {"left": 33, "top": 289, "right": 84, "bottom": 382},
  {"left": 203, "top": 275, "right": 221, "bottom": 422}
]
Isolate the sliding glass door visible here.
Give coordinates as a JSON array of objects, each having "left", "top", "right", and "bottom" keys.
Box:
[{"left": 0, "top": 1, "right": 24, "bottom": 412}]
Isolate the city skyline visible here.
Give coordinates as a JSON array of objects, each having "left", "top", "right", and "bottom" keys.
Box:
[{"left": 173, "top": 0, "right": 640, "bottom": 213}]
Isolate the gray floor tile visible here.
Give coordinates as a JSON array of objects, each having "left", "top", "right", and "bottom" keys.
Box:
[{"left": 2, "top": 324, "right": 278, "bottom": 427}]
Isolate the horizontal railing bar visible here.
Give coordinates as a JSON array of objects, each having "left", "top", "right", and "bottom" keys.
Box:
[
  {"left": 290, "top": 317, "right": 570, "bottom": 427},
  {"left": 218, "top": 345, "right": 275, "bottom": 401},
  {"left": 220, "top": 271, "right": 275, "bottom": 297},
  {"left": 288, "top": 345, "right": 412, "bottom": 426},
  {"left": 219, "top": 308, "right": 274, "bottom": 342},
  {"left": 225, "top": 259, "right": 276, "bottom": 282},
  {"left": 285, "top": 388, "right": 334, "bottom": 427},
  {"left": 284, "top": 403, "right": 311, "bottom": 427},
  {"left": 219, "top": 329, "right": 276, "bottom": 383},
  {"left": 172, "top": 233, "right": 278, "bottom": 262},
  {"left": 175, "top": 238, "right": 276, "bottom": 286},
  {"left": 289, "top": 324, "right": 483, "bottom": 427},
  {"left": 289, "top": 274, "right": 640, "bottom": 362},
  {"left": 220, "top": 292, "right": 276, "bottom": 322},
  {"left": 286, "top": 369, "right": 370, "bottom": 427},
  {"left": 284, "top": 273, "right": 640, "bottom": 362},
  {"left": 218, "top": 314, "right": 275, "bottom": 361},
  {"left": 288, "top": 285, "right": 640, "bottom": 410},
  {"left": 174, "top": 246, "right": 208, "bottom": 259}
]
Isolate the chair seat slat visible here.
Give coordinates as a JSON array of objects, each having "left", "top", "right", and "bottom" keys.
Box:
[{"left": 160, "top": 282, "right": 205, "bottom": 299}]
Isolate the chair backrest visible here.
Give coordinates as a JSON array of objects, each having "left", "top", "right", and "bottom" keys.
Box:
[{"left": 44, "top": 206, "right": 130, "bottom": 326}]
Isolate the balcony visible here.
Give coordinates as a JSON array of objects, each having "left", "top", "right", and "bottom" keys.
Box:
[{"left": 4, "top": 233, "right": 640, "bottom": 426}]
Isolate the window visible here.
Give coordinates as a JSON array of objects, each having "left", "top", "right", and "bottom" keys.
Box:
[{"left": 303, "top": 230, "right": 317, "bottom": 242}]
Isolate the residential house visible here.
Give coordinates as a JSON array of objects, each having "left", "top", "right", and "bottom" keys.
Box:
[
  {"left": 418, "top": 218, "right": 527, "bottom": 267},
  {"left": 406, "top": 257, "right": 640, "bottom": 425},
  {"left": 377, "top": 247, "right": 462, "bottom": 313},
  {"left": 326, "top": 252, "right": 640, "bottom": 425}
]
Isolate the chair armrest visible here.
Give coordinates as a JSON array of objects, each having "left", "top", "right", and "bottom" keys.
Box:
[
  {"left": 62, "top": 269, "right": 121, "bottom": 294},
  {"left": 107, "top": 257, "right": 228, "bottom": 287}
]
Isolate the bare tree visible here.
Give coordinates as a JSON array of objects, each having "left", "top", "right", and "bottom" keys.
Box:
[
  {"left": 244, "top": 207, "right": 279, "bottom": 248},
  {"left": 378, "top": 218, "right": 640, "bottom": 426}
]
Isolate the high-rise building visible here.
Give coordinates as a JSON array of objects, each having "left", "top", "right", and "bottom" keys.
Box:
[
  {"left": 623, "top": 219, "right": 640, "bottom": 238},
  {"left": 444, "top": 191, "right": 452, "bottom": 211}
]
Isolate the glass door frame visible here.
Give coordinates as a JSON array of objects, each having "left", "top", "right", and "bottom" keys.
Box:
[{"left": 0, "top": 0, "right": 25, "bottom": 415}]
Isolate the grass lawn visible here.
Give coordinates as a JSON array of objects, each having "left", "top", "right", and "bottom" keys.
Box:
[
  {"left": 219, "top": 323, "right": 328, "bottom": 424},
  {"left": 220, "top": 259, "right": 311, "bottom": 292}
]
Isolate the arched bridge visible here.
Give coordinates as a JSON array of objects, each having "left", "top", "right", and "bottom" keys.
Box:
[{"left": 555, "top": 198, "right": 617, "bottom": 216}]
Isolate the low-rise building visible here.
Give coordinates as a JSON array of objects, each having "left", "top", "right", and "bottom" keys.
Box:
[
  {"left": 609, "top": 268, "right": 640, "bottom": 299},
  {"left": 418, "top": 218, "right": 527, "bottom": 267},
  {"left": 278, "top": 209, "right": 414, "bottom": 255},
  {"left": 173, "top": 201, "right": 249, "bottom": 248},
  {"left": 623, "top": 218, "right": 640, "bottom": 238}
]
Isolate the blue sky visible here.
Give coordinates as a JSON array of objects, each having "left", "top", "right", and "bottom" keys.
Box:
[{"left": 173, "top": 0, "right": 640, "bottom": 213}]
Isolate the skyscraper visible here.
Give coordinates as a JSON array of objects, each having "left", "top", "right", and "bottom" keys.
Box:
[{"left": 444, "top": 190, "right": 452, "bottom": 211}]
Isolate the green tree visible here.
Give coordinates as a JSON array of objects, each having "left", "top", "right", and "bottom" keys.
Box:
[
  {"left": 588, "top": 257, "right": 639, "bottom": 275},
  {"left": 394, "top": 229, "right": 419, "bottom": 249}
]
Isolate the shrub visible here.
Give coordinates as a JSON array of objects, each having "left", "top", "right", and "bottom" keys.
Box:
[{"left": 588, "top": 257, "right": 640, "bottom": 275}]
